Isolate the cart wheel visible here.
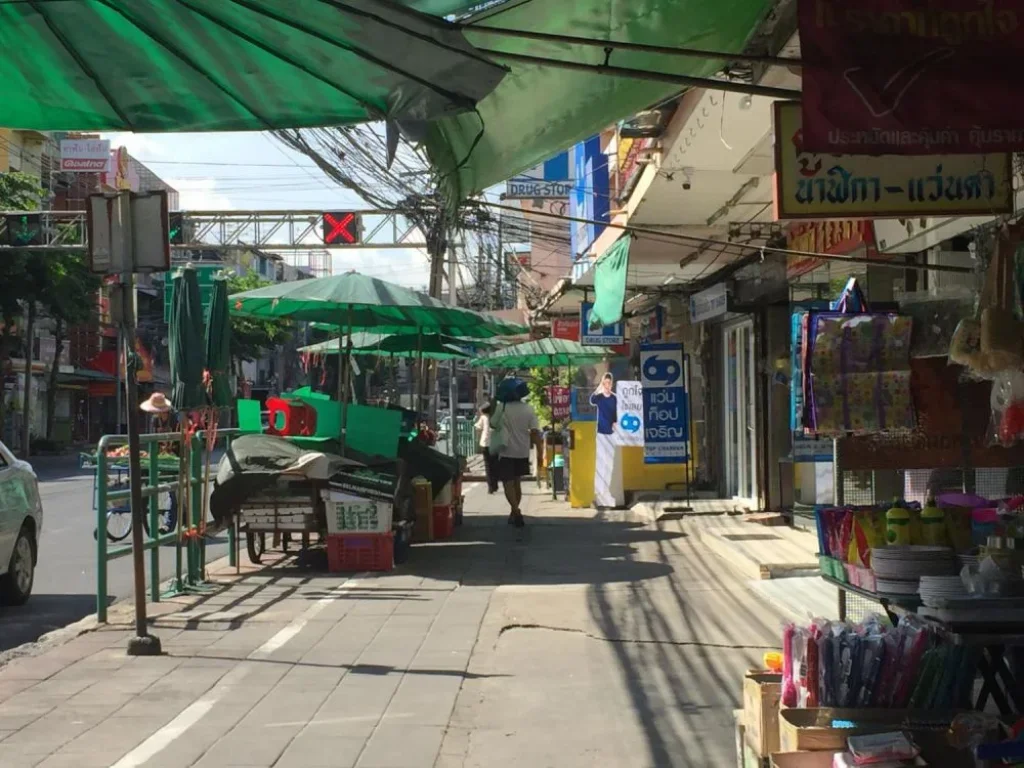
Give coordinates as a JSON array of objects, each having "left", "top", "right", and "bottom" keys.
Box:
[{"left": 246, "top": 531, "right": 265, "bottom": 564}]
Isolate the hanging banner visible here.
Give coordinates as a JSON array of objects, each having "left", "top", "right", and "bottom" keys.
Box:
[
  {"left": 640, "top": 342, "right": 689, "bottom": 464},
  {"left": 775, "top": 102, "right": 1013, "bottom": 218},
  {"left": 614, "top": 381, "right": 644, "bottom": 447},
  {"left": 580, "top": 301, "right": 624, "bottom": 346},
  {"left": 799, "top": 0, "right": 1024, "bottom": 155}
]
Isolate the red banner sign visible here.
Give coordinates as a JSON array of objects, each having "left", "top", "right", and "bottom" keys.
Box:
[
  {"left": 799, "top": 0, "right": 1024, "bottom": 154},
  {"left": 551, "top": 317, "right": 580, "bottom": 341},
  {"left": 547, "top": 386, "right": 571, "bottom": 421},
  {"left": 786, "top": 220, "right": 877, "bottom": 278}
]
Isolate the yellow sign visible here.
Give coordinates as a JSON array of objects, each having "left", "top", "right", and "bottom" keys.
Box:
[{"left": 773, "top": 102, "right": 1013, "bottom": 220}]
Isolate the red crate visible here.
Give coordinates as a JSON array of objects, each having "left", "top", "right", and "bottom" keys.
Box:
[
  {"left": 432, "top": 504, "right": 453, "bottom": 539},
  {"left": 327, "top": 532, "right": 394, "bottom": 572}
]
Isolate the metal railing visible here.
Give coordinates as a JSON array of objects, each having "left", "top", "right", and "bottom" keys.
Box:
[{"left": 94, "top": 428, "right": 238, "bottom": 623}]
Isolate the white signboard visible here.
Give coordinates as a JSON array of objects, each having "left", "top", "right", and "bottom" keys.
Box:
[
  {"left": 87, "top": 191, "right": 170, "bottom": 274},
  {"left": 689, "top": 282, "right": 728, "bottom": 324},
  {"left": 60, "top": 139, "right": 111, "bottom": 172},
  {"left": 614, "top": 381, "right": 644, "bottom": 447}
]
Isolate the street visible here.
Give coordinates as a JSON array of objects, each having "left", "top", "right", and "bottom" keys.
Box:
[{"left": 0, "top": 455, "right": 227, "bottom": 654}]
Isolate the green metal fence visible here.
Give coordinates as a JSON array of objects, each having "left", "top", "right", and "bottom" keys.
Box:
[
  {"left": 453, "top": 420, "right": 476, "bottom": 458},
  {"left": 94, "top": 428, "right": 238, "bottom": 623}
]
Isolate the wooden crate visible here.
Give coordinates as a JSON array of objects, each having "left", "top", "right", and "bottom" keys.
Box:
[{"left": 743, "top": 671, "right": 782, "bottom": 757}]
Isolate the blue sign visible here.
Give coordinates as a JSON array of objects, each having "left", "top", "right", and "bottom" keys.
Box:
[
  {"left": 507, "top": 150, "right": 573, "bottom": 199},
  {"left": 580, "top": 301, "right": 624, "bottom": 346},
  {"left": 640, "top": 342, "right": 689, "bottom": 464},
  {"left": 570, "top": 386, "right": 596, "bottom": 422},
  {"left": 569, "top": 136, "right": 610, "bottom": 261}
]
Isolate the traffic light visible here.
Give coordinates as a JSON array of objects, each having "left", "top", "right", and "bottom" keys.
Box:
[
  {"left": 6, "top": 213, "right": 42, "bottom": 246},
  {"left": 168, "top": 212, "right": 184, "bottom": 245},
  {"left": 322, "top": 212, "right": 361, "bottom": 245}
]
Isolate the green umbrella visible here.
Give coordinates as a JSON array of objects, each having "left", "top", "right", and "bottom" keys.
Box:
[
  {"left": 169, "top": 266, "right": 207, "bottom": 410},
  {"left": 0, "top": 1, "right": 506, "bottom": 132},
  {"left": 204, "top": 275, "right": 234, "bottom": 408},
  {"left": 470, "top": 338, "right": 617, "bottom": 368},
  {"left": 299, "top": 333, "right": 470, "bottom": 361},
  {"left": 308, "top": 323, "right": 501, "bottom": 349},
  {"left": 230, "top": 272, "right": 527, "bottom": 338}
]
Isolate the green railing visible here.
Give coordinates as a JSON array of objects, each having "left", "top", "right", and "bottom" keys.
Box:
[{"left": 94, "top": 428, "right": 238, "bottom": 623}]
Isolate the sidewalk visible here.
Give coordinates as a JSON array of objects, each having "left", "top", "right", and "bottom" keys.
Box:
[{"left": 0, "top": 484, "right": 788, "bottom": 768}]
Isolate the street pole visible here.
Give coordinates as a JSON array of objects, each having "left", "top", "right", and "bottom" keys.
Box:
[
  {"left": 448, "top": 244, "right": 459, "bottom": 455},
  {"left": 21, "top": 301, "right": 34, "bottom": 457},
  {"left": 121, "top": 213, "right": 161, "bottom": 656}
]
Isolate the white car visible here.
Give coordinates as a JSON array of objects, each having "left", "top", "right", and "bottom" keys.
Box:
[{"left": 0, "top": 440, "right": 42, "bottom": 605}]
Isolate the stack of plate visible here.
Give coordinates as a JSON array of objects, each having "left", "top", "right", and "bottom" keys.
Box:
[
  {"left": 919, "top": 575, "right": 969, "bottom": 607},
  {"left": 870, "top": 546, "right": 957, "bottom": 595}
]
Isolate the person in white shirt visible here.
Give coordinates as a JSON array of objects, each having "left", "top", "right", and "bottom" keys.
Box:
[
  {"left": 474, "top": 404, "right": 498, "bottom": 494},
  {"left": 491, "top": 378, "right": 539, "bottom": 528}
]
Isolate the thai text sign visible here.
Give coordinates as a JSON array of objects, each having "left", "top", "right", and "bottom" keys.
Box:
[
  {"left": 786, "top": 220, "right": 875, "bottom": 278},
  {"left": 547, "top": 385, "right": 571, "bottom": 421},
  {"left": 551, "top": 317, "right": 580, "bottom": 342},
  {"left": 614, "top": 381, "right": 644, "bottom": 447},
  {"left": 640, "top": 342, "right": 689, "bottom": 464},
  {"left": 799, "top": 0, "right": 1024, "bottom": 154},
  {"left": 60, "top": 138, "right": 110, "bottom": 172},
  {"left": 775, "top": 102, "right": 1013, "bottom": 218}
]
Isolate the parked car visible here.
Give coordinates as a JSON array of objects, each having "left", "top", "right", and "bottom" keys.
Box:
[{"left": 0, "top": 440, "right": 42, "bottom": 605}]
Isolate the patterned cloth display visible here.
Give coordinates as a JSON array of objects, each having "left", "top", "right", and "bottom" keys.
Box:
[{"left": 807, "top": 313, "right": 915, "bottom": 435}]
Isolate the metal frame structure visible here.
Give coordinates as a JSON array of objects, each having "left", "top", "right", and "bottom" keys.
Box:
[{"left": 0, "top": 209, "right": 428, "bottom": 253}]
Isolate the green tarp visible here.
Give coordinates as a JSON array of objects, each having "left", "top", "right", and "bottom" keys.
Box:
[
  {"left": 587, "top": 236, "right": 630, "bottom": 329},
  {"left": 470, "top": 338, "right": 616, "bottom": 368},
  {"left": 0, "top": 0, "right": 506, "bottom": 131},
  {"left": 422, "top": 0, "right": 776, "bottom": 201}
]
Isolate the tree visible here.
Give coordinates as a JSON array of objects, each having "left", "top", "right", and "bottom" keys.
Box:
[
  {"left": 39, "top": 253, "right": 100, "bottom": 440},
  {"left": 225, "top": 272, "right": 292, "bottom": 379},
  {"left": 0, "top": 172, "right": 42, "bottom": 443}
]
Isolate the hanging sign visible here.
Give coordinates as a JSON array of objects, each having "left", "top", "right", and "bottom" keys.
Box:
[
  {"left": 614, "top": 381, "right": 644, "bottom": 447},
  {"left": 637, "top": 306, "right": 664, "bottom": 343},
  {"left": 640, "top": 342, "right": 689, "bottom": 464},
  {"left": 580, "top": 301, "right": 624, "bottom": 346},
  {"left": 775, "top": 102, "right": 1013, "bottom": 219},
  {"left": 551, "top": 317, "right": 580, "bottom": 341},
  {"left": 60, "top": 138, "right": 111, "bottom": 172},
  {"left": 689, "top": 283, "right": 728, "bottom": 324},
  {"left": 548, "top": 385, "right": 571, "bottom": 421},
  {"left": 799, "top": 0, "right": 1024, "bottom": 155}
]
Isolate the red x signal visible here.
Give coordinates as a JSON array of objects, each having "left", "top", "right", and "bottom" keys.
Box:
[{"left": 322, "top": 212, "right": 360, "bottom": 245}]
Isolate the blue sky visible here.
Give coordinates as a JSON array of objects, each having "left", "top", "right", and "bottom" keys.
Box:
[{"left": 103, "top": 130, "right": 433, "bottom": 287}]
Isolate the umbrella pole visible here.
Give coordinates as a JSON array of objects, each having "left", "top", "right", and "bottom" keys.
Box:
[{"left": 339, "top": 307, "right": 354, "bottom": 457}]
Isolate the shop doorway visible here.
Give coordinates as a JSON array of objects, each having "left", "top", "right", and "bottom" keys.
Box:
[{"left": 724, "top": 320, "right": 758, "bottom": 507}]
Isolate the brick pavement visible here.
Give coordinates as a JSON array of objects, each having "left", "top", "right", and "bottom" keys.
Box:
[{"left": 0, "top": 483, "right": 788, "bottom": 767}]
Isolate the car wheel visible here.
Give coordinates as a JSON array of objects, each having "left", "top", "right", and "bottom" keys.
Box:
[{"left": 0, "top": 526, "right": 35, "bottom": 605}]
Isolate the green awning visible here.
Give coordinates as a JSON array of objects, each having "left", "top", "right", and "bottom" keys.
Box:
[
  {"left": 587, "top": 236, "right": 630, "bottom": 329},
  {"left": 470, "top": 338, "right": 616, "bottom": 368},
  {"left": 0, "top": 0, "right": 506, "bottom": 132},
  {"left": 422, "top": 0, "right": 776, "bottom": 201}
]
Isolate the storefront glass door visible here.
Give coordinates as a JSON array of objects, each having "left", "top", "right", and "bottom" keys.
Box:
[{"left": 724, "top": 320, "right": 757, "bottom": 505}]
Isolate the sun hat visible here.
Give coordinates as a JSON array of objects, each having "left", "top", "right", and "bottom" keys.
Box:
[{"left": 140, "top": 392, "right": 172, "bottom": 413}]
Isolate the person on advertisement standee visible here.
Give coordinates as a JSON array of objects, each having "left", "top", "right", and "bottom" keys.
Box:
[{"left": 489, "top": 378, "right": 539, "bottom": 528}]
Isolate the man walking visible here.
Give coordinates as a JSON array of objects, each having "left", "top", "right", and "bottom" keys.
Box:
[{"left": 491, "top": 378, "right": 539, "bottom": 528}]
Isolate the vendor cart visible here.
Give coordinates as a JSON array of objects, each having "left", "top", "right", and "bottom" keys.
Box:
[{"left": 236, "top": 481, "right": 326, "bottom": 563}]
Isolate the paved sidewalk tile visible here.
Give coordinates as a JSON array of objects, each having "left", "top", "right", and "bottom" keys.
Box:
[{"left": 0, "top": 482, "right": 795, "bottom": 767}]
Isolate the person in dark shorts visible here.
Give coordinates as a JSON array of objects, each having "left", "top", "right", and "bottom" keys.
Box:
[{"left": 491, "top": 378, "right": 539, "bottom": 527}]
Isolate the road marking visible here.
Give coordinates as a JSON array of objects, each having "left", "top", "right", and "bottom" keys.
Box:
[{"left": 110, "top": 578, "right": 357, "bottom": 768}]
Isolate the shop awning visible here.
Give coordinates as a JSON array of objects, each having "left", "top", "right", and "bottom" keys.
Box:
[
  {"left": 0, "top": 0, "right": 506, "bottom": 132},
  {"left": 421, "top": 0, "right": 778, "bottom": 202}
]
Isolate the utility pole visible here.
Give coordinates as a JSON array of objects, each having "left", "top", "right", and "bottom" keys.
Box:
[{"left": 424, "top": 226, "right": 447, "bottom": 422}]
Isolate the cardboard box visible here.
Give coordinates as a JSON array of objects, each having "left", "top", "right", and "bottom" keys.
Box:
[
  {"left": 778, "top": 709, "right": 957, "bottom": 753},
  {"left": 743, "top": 671, "right": 783, "bottom": 757}
]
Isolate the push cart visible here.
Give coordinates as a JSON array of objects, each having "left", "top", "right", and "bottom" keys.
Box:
[{"left": 236, "top": 481, "right": 326, "bottom": 563}]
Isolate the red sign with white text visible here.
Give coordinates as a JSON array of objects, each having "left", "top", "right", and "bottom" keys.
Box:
[
  {"left": 551, "top": 317, "right": 580, "bottom": 341},
  {"left": 548, "top": 386, "right": 571, "bottom": 421},
  {"left": 799, "top": 0, "right": 1024, "bottom": 154}
]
